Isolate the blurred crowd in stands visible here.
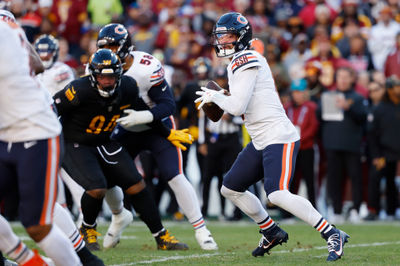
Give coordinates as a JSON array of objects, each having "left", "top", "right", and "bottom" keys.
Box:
[{"left": 2, "top": 0, "right": 400, "bottom": 224}]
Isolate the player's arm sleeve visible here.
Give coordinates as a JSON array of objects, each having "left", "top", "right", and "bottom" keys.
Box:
[
  {"left": 213, "top": 67, "right": 258, "bottom": 116},
  {"left": 132, "top": 95, "right": 171, "bottom": 137},
  {"left": 147, "top": 80, "right": 176, "bottom": 120},
  {"left": 53, "top": 82, "right": 80, "bottom": 116}
]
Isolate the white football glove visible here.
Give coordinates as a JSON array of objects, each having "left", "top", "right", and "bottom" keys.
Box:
[
  {"left": 194, "top": 87, "right": 225, "bottom": 110},
  {"left": 116, "top": 109, "right": 154, "bottom": 128}
]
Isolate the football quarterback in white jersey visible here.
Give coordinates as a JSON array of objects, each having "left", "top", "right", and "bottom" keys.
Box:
[
  {"left": 195, "top": 12, "right": 349, "bottom": 261},
  {"left": 95, "top": 23, "right": 217, "bottom": 250}
]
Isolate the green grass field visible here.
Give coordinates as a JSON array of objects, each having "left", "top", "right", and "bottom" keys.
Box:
[{"left": 12, "top": 220, "right": 400, "bottom": 265}]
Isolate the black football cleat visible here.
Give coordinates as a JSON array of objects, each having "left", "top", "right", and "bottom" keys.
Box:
[
  {"left": 77, "top": 246, "right": 105, "bottom": 266},
  {"left": 322, "top": 227, "right": 350, "bottom": 261},
  {"left": 252, "top": 225, "right": 289, "bottom": 257},
  {"left": 155, "top": 230, "right": 189, "bottom": 250}
]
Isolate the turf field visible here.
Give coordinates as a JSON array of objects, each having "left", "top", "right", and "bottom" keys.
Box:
[{"left": 12, "top": 220, "right": 400, "bottom": 265}]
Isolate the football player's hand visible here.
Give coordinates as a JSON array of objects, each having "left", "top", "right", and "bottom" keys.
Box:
[
  {"left": 188, "top": 125, "right": 199, "bottom": 141},
  {"left": 167, "top": 129, "right": 193, "bottom": 151},
  {"left": 195, "top": 87, "right": 224, "bottom": 110},
  {"left": 117, "top": 109, "right": 154, "bottom": 128}
]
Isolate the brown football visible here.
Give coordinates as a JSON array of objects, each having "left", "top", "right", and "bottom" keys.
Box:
[{"left": 201, "top": 80, "right": 230, "bottom": 122}]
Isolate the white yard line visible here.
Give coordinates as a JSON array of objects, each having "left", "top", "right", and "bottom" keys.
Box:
[
  {"left": 109, "top": 240, "right": 400, "bottom": 265},
  {"left": 18, "top": 235, "right": 137, "bottom": 241},
  {"left": 274, "top": 240, "right": 400, "bottom": 253},
  {"left": 109, "top": 253, "right": 228, "bottom": 266}
]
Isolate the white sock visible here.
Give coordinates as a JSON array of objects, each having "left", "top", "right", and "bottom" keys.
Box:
[
  {"left": 168, "top": 174, "right": 203, "bottom": 224},
  {"left": 105, "top": 186, "right": 124, "bottom": 214},
  {"left": 268, "top": 190, "right": 322, "bottom": 226},
  {"left": 221, "top": 185, "right": 270, "bottom": 223},
  {"left": 37, "top": 225, "right": 81, "bottom": 266},
  {"left": 59, "top": 168, "right": 84, "bottom": 209},
  {"left": 53, "top": 203, "right": 85, "bottom": 252},
  {"left": 0, "top": 215, "right": 34, "bottom": 264}
]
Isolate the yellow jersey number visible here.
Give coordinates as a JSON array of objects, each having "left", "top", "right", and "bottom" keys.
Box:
[{"left": 86, "top": 114, "right": 120, "bottom": 134}]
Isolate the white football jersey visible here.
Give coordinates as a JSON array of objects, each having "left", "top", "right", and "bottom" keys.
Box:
[
  {"left": 0, "top": 21, "right": 61, "bottom": 142},
  {"left": 226, "top": 50, "right": 299, "bottom": 150},
  {"left": 124, "top": 51, "right": 165, "bottom": 108},
  {"left": 37, "top": 61, "right": 75, "bottom": 96}
]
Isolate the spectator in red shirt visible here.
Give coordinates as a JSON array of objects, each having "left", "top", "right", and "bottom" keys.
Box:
[
  {"left": 49, "top": 0, "right": 88, "bottom": 54},
  {"left": 308, "top": 36, "right": 347, "bottom": 89},
  {"left": 285, "top": 79, "right": 319, "bottom": 207},
  {"left": 384, "top": 32, "right": 400, "bottom": 78},
  {"left": 299, "top": 0, "right": 337, "bottom": 28}
]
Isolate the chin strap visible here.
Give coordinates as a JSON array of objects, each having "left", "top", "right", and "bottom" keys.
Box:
[{"left": 97, "top": 88, "right": 115, "bottom": 97}]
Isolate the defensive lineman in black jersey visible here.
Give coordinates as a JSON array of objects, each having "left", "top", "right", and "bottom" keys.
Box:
[
  {"left": 98, "top": 23, "right": 218, "bottom": 250},
  {"left": 53, "top": 49, "right": 189, "bottom": 251}
]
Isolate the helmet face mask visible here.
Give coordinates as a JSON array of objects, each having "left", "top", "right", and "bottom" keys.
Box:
[
  {"left": 213, "top": 30, "right": 238, "bottom": 58},
  {"left": 212, "top": 12, "right": 252, "bottom": 58},
  {"left": 34, "top": 35, "right": 59, "bottom": 69},
  {"left": 88, "top": 49, "right": 123, "bottom": 97},
  {"left": 192, "top": 57, "right": 212, "bottom": 82}
]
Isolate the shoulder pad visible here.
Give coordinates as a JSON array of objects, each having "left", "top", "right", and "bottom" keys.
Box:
[{"left": 230, "top": 50, "right": 261, "bottom": 74}]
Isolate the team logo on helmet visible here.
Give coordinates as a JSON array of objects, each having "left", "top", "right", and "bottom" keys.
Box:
[
  {"left": 115, "top": 25, "right": 127, "bottom": 35},
  {"left": 237, "top": 15, "right": 248, "bottom": 25}
]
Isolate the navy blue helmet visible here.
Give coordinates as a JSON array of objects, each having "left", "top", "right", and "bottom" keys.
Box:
[
  {"left": 192, "top": 57, "right": 212, "bottom": 79},
  {"left": 97, "top": 23, "right": 133, "bottom": 60},
  {"left": 88, "top": 49, "right": 123, "bottom": 97},
  {"left": 212, "top": 12, "right": 252, "bottom": 58},
  {"left": 34, "top": 34, "right": 59, "bottom": 69}
]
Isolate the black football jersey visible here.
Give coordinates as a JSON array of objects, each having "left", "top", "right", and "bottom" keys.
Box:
[{"left": 54, "top": 75, "right": 167, "bottom": 145}]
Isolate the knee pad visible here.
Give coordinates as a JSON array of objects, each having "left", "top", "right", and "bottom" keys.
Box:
[
  {"left": 220, "top": 185, "right": 244, "bottom": 200},
  {"left": 267, "top": 189, "right": 290, "bottom": 206}
]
